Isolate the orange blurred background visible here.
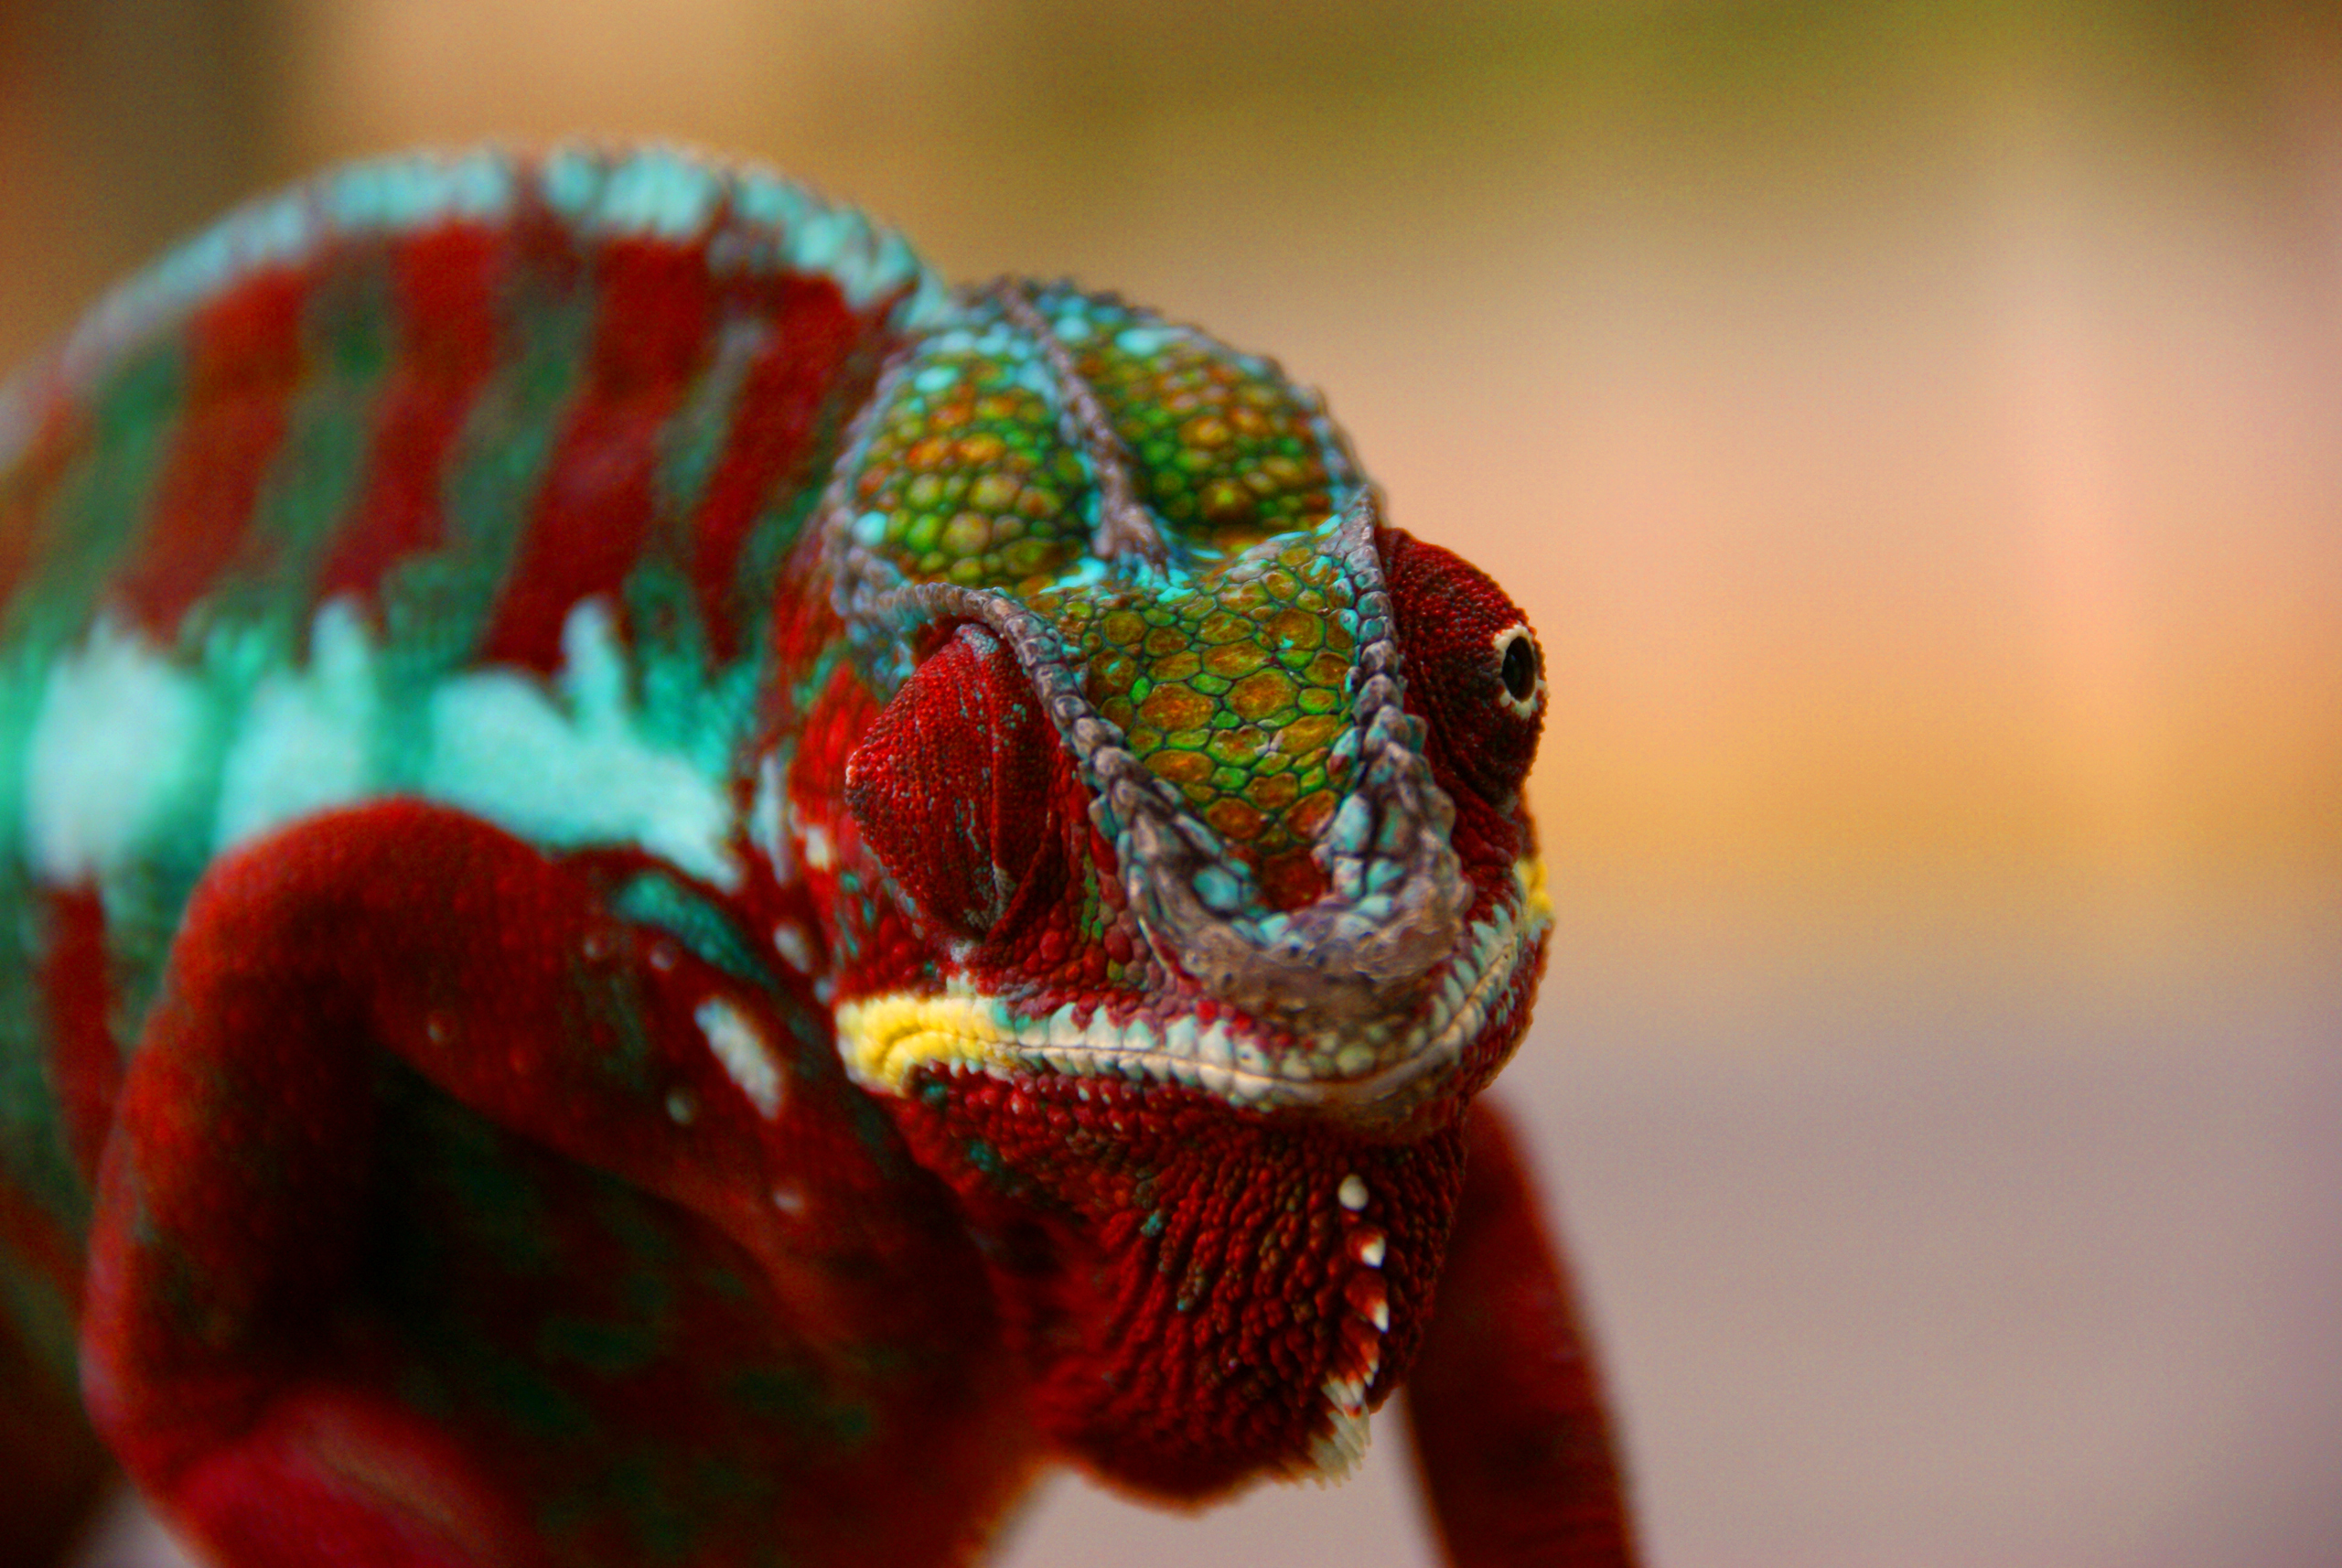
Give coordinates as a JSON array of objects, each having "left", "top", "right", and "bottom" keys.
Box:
[{"left": 7, "top": 4, "right": 2337, "bottom": 1564}]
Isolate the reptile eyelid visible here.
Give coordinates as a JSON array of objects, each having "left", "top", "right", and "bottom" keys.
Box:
[{"left": 1492, "top": 623, "right": 1542, "bottom": 717}]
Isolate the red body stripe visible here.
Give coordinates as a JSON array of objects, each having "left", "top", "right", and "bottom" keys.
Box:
[
  {"left": 33, "top": 884, "right": 119, "bottom": 1186},
  {"left": 687, "top": 275, "right": 866, "bottom": 662},
  {"left": 113, "top": 266, "right": 311, "bottom": 636},
  {"left": 312, "top": 224, "right": 504, "bottom": 607},
  {"left": 479, "top": 238, "right": 715, "bottom": 672}
]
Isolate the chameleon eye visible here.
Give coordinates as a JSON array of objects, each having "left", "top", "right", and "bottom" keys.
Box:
[
  {"left": 1494, "top": 623, "right": 1542, "bottom": 714},
  {"left": 1377, "top": 525, "right": 1544, "bottom": 809}
]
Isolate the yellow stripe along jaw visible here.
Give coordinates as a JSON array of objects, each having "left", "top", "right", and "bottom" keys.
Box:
[
  {"left": 835, "top": 988, "right": 1026, "bottom": 1091},
  {"left": 836, "top": 857, "right": 1552, "bottom": 1110}
]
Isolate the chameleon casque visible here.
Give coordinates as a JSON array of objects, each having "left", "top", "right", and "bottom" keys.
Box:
[{"left": 0, "top": 148, "right": 1637, "bottom": 1567}]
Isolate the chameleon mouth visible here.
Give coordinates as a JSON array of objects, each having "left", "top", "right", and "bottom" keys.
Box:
[{"left": 836, "top": 857, "right": 1548, "bottom": 1112}]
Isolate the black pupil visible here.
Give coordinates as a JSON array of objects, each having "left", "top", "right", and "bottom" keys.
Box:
[{"left": 1499, "top": 633, "right": 1537, "bottom": 703}]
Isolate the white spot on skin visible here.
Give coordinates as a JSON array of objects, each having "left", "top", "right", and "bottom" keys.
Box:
[
  {"left": 799, "top": 821, "right": 835, "bottom": 873},
  {"left": 25, "top": 618, "right": 207, "bottom": 881},
  {"left": 424, "top": 599, "right": 741, "bottom": 890},
  {"left": 213, "top": 599, "right": 381, "bottom": 852},
  {"left": 665, "top": 1088, "right": 697, "bottom": 1124},
  {"left": 749, "top": 749, "right": 791, "bottom": 882},
  {"left": 698, "top": 996, "right": 785, "bottom": 1119},
  {"left": 771, "top": 1185, "right": 806, "bottom": 1217},
  {"left": 771, "top": 921, "right": 815, "bottom": 974},
  {"left": 1338, "top": 1173, "right": 1370, "bottom": 1212}
]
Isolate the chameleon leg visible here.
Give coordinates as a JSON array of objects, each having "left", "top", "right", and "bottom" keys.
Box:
[
  {"left": 78, "top": 814, "right": 560, "bottom": 1568},
  {"left": 1403, "top": 1099, "right": 1640, "bottom": 1568},
  {"left": 78, "top": 801, "right": 1027, "bottom": 1568}
]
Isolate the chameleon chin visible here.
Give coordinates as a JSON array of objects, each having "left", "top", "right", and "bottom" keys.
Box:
[{"left": 0, "top": 146, "right": 1638, "bottom": 1567}]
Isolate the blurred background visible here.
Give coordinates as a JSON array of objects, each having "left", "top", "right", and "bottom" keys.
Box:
[{"left": 6, "top": 2, "right": 2337, "bottom": 1564}]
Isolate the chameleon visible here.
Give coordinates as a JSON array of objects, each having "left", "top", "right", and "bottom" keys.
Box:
[{"left": 0, "top": 147, "right": 1638, "bottom": 1567}]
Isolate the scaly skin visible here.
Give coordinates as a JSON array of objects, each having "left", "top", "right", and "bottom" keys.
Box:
[{"left": 0, "top": 147, "right": 1638, "bottom": 1566}]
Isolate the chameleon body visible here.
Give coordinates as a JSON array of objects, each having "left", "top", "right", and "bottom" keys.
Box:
[{"left": 0, "top": 148, "right": 1637, "bottom": 1567}]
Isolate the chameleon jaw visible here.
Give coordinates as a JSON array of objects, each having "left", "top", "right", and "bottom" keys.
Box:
[{"left": 836, "top": 858, "right": 1549, "bottom": 1115}]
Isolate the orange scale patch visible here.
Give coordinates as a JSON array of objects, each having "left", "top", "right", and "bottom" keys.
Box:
[
  {"left": 1196, "top": 610, "right": 1252, "bottom": 646},
  {"left": 1151, "top": 650, "right": 1202, "bottom": 683},
  {"left": 1206, "top": 728, "right": 1266, "bottom": 766},
  {"left": 1139, "top": 684, "right": 1213, "bottom": 732},
  {"left": 1287, "top": 790, "right": 1339, "bottom": 839},
  {"left": 1278, "top": 714, "right": 1347, "bottom": 754},
  {"left": 1034, "top": 530, "right": 1364, "bottom": 908},
  {"left": 1201, "top": 639, "right": 1269, "bottom": 680},
  {"left": 1265, "top": 607, "right": 1322, "bottom": 650},
  {"left": 1205, "top": 798, "right": 1267, "bottom": 843},
  {"left": 854, "top": 344, "right": 1092, "bottom": 589},
  {"left": 1227, "top": 669, "right": 1296, "bottom": 722},
  {"left": 1071, "top": 325, "right": 1338, "bottom": 553},
  {"left": 1248, "top": 773, "right": 1300, "bottom": 811},
  {"left": 1093, "top": 653, "right": 1140, "bottom": 696},
  {"left": 1151, "top": 750, "right": 1214, "bottom": 786}
]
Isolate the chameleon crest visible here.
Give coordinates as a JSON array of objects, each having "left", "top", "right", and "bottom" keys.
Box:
[{"left": 0, "top": 149, "right": 1633, "bottom": 1566}]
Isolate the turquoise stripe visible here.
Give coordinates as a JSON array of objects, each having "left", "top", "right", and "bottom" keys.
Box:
[
  {"left": 258, "top": 252, "right": 398, "bottom": 594},
  {"left": 371, "top": 266, "right": 598, "bottom": 789},
  {"left": 651, "top": 316, "right": 765, "bottom": 542},
  {"left": 0, "top": 342, "right": 186, "bottom": 654},
  {"left": 628, "top": 313, "right": 776, "bottom": 771},
  {"left": 623, "top": 561, "right": 720, "bottom": 768},
  {"left": 194, "top": 251, "right": 397, "bottom": 652}
]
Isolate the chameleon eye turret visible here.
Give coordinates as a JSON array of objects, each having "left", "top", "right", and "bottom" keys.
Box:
[
  {"left": 1379, "top": 528, "right": 1548, "bottom": 812},
  {"left": 0, "top": 147, "right": 1638, "bottom": 1567}
]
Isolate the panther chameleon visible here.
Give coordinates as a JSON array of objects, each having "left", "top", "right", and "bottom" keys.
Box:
[{"left": 0, "top": 147, "right": 1638, "bottom": 1567}]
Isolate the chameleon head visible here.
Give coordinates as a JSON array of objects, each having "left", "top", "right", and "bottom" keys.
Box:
[{"left": 780, "top": 285, "right": 1552, "bottom": 1498}]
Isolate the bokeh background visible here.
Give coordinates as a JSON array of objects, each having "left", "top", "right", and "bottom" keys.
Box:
[{"left": 6, "top": 3, "right": 2338, "bottom": 1565}]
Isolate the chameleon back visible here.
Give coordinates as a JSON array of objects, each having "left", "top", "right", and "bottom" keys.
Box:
[{"left": 0, "top": 149, "right": 932, "bottom": 1304}]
